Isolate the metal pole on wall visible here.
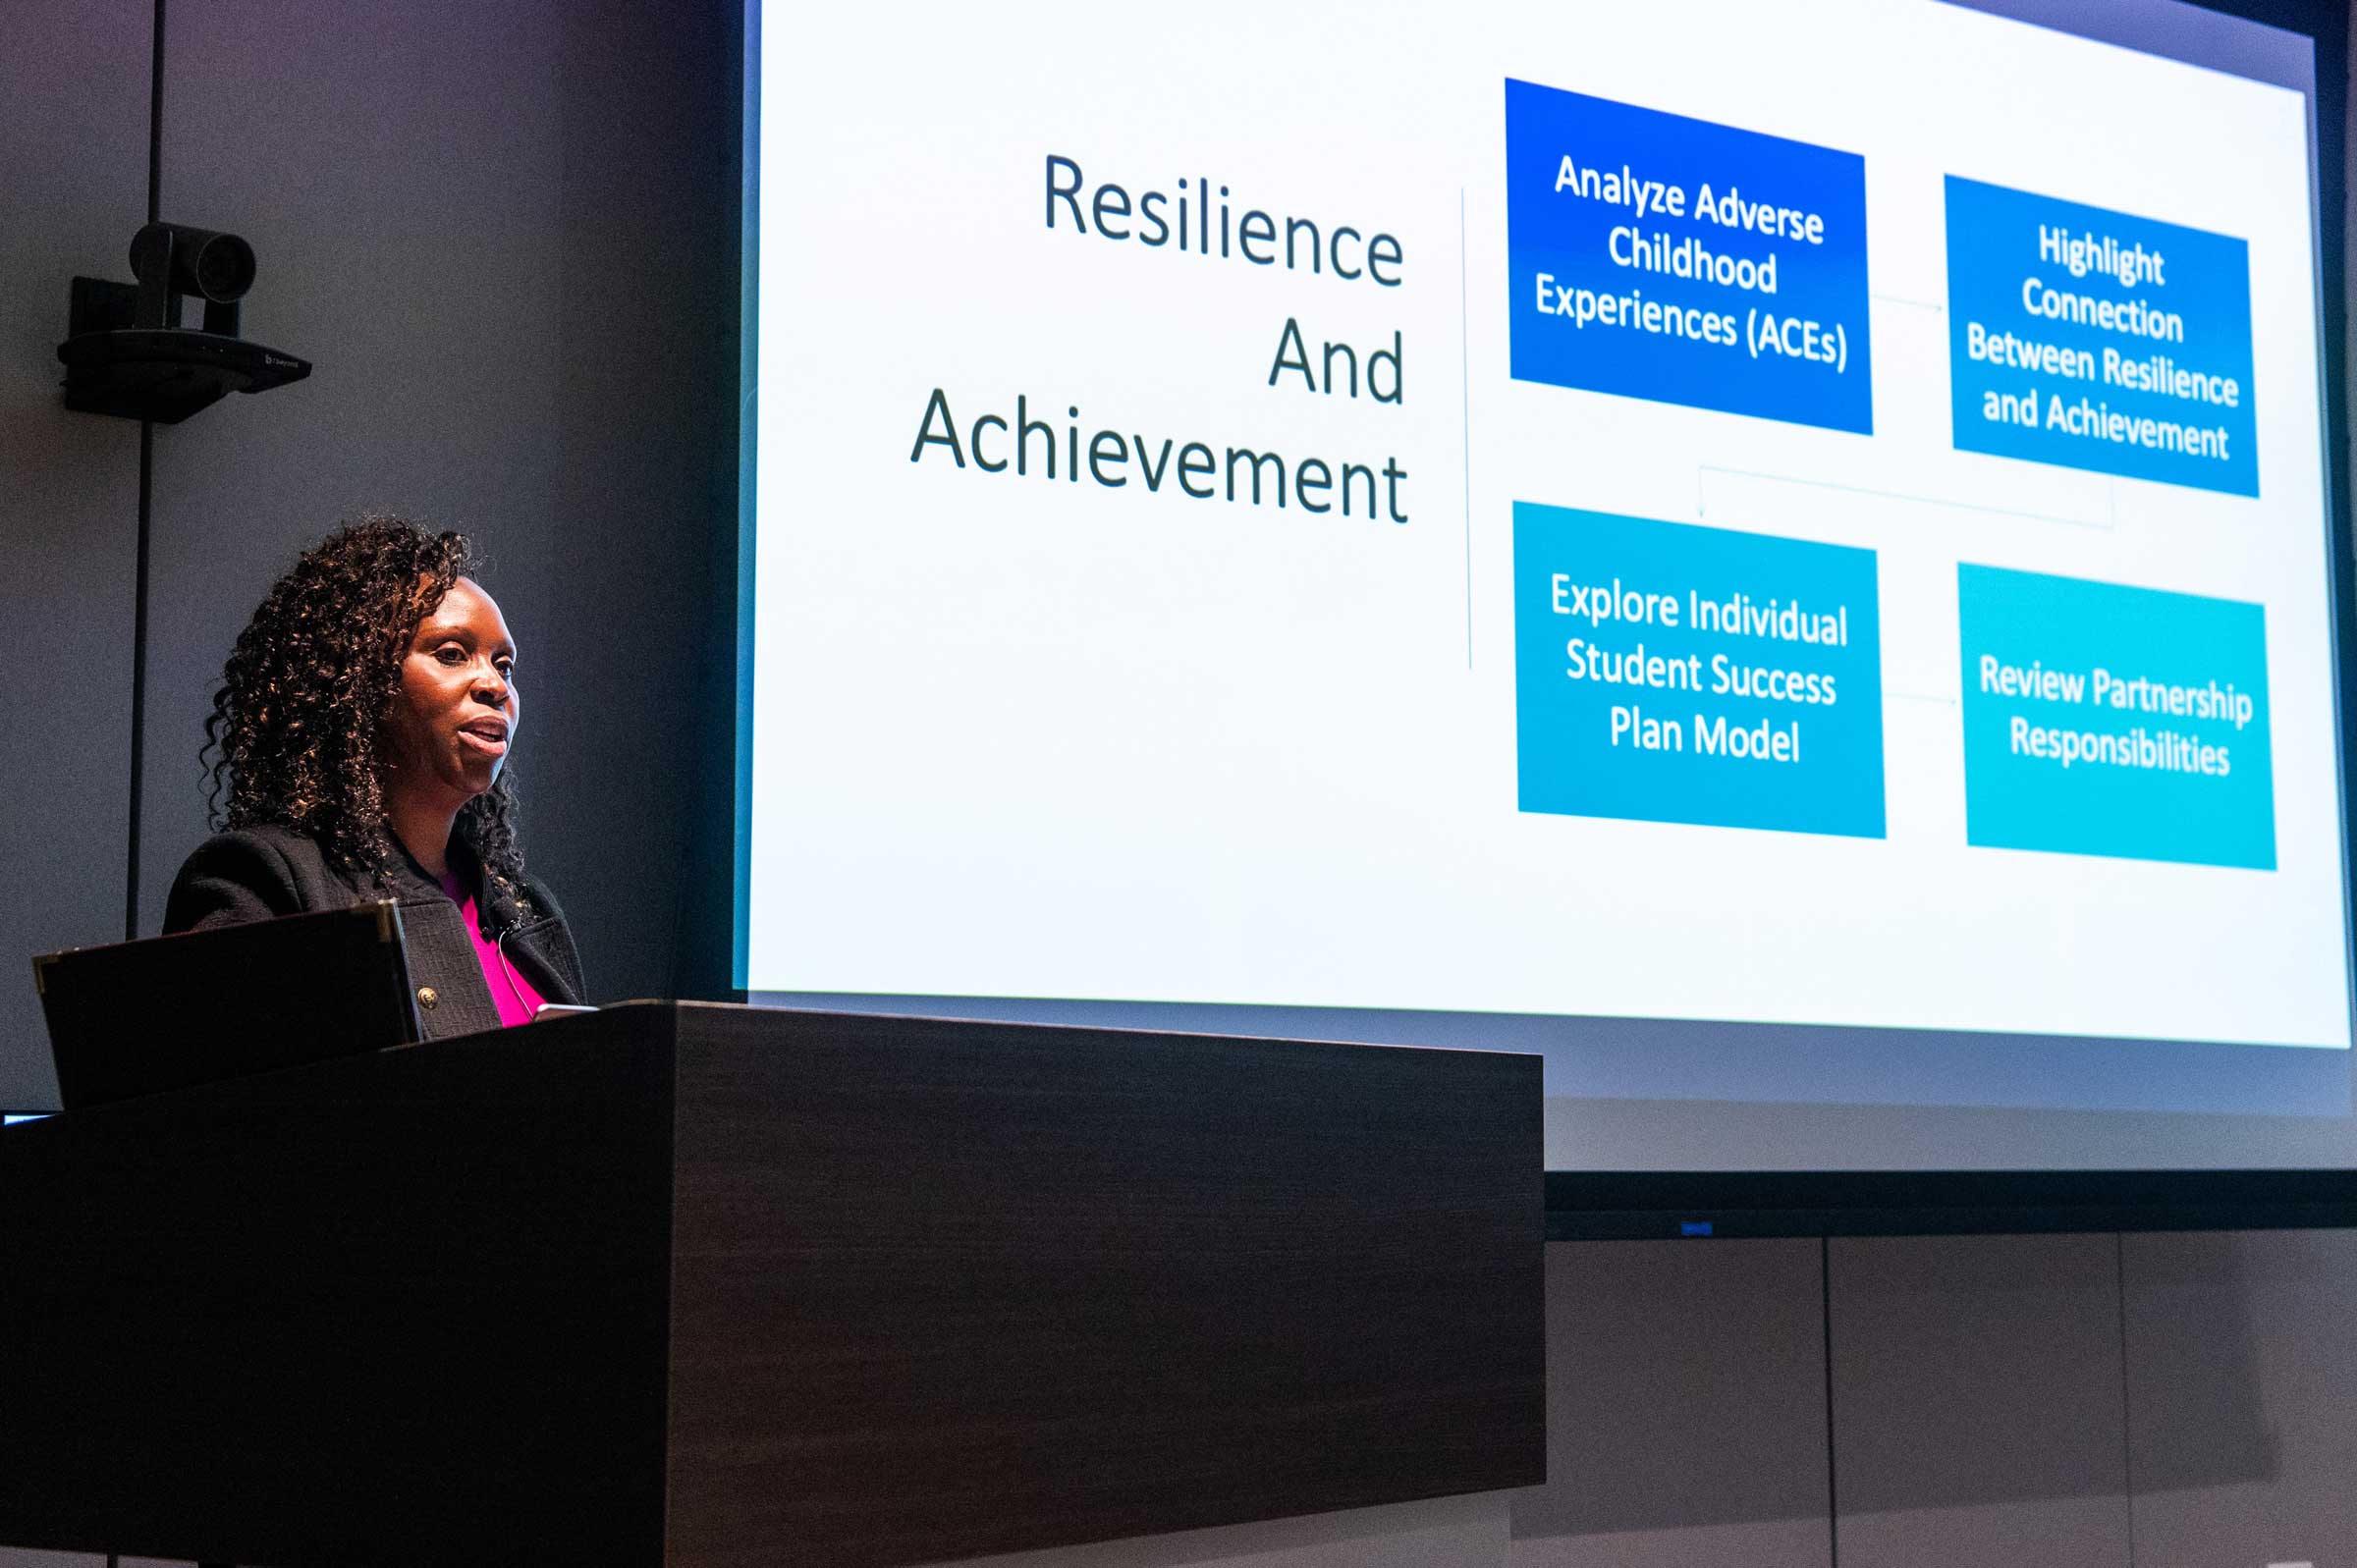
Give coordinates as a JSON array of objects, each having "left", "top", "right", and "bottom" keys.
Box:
[{"left": 123, "top": 0, "right": 164, "bottom": 943}]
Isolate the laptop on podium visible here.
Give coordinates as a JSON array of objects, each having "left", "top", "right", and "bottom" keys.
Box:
[{"left": 32, "top": 902, "right": 424, "bottom": 1110}]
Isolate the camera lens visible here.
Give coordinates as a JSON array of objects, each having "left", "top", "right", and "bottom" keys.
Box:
[{"left": 190, "top": 234, "right": 255, "bottom": 302}]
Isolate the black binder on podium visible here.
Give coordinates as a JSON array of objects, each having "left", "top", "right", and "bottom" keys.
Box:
[{"left": 0, "top": 1001, "right": 1542, "bottom": 1567}]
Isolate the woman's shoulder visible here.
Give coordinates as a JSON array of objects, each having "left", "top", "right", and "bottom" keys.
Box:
[
  {"left": 178, "top": 822, "right": 340, "bottom": 883},
  {"left": 163, "top": 824, "right": 354, "bottom": 933}
]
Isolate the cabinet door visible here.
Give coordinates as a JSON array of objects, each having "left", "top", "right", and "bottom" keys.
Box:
[
  {"left": 1510, "top": 1238, "right": 1833, "bottom": 1568},
  {"left": 2123, "top": 1227, "right": 2357, "bottom": 1568},
  {"left": 1829, "top": 1234, "right": 2131, "bottom": 1568}
]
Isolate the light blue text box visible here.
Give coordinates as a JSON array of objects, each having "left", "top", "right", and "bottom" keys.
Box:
[
  {"left": 1958, "top": 564, "right": 2274, "bottom": 869},
  {"left": 1513, "top": 504, "right": 1885, "bottom": 838}
]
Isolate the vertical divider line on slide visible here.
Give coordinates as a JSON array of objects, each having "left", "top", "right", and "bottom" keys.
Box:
[{"left": 1461, "top": 187, "right": 1474, "bottom": 668}]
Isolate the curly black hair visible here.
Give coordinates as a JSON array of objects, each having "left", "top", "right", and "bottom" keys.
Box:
[{"left": 202, "top": 514, "right": 529, "bottom": 903}]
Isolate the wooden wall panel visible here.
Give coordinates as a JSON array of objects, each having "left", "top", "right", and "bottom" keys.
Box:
[
  {"left": 1829, "top": 1234, "right": 2131, "bottom": 1568},
  {"left": 2124, "top": 1228, "right": 2357, "bottom": 1568},
  {"left": 1510, "top": 1239, "right": 1831, "bottom": 1568}
]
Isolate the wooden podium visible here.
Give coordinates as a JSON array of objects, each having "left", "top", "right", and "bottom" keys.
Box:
[{"left": 0, "top": 1002, "right": 1541, "bottom": 1567}]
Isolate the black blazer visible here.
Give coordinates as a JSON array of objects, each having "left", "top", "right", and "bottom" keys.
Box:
[{"left": 163, "top": 823, "right": 586, "bottom": 1041}]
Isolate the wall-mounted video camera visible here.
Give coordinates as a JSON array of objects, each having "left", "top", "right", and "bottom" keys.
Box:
[{"left": 57, "top": 221, "right": 310, "bottom": 424}]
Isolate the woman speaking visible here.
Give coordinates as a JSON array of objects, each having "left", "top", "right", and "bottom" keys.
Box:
[{"left": 164, "top": 516, "right": 584, "bottom": 1036}]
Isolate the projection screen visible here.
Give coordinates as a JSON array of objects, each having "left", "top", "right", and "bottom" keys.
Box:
[{"left": 739, "top": 0, "right": 2357, "bottom": 1173}]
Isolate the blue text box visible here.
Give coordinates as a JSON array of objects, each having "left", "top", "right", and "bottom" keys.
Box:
[
  {"left": 1513, "top": 503, "right": 1885, "bottom": 838},
  {"left": 1505, "top": 80, "right": 1872, "bottom": 434},
  {"left": 1946, "top": 177, "right": 2257, "bottom": 496},
  {"left": 1958, "top": 564, "right": 2274, "bottom": 869}
]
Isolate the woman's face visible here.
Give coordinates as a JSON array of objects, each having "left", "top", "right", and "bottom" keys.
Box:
[{"left": 382, "top": 576, "right": 520, "bottom": 808}]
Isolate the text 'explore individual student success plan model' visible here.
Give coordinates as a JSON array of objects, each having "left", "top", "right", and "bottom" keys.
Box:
[
  {"left": 1946, "top": 176, "right": 2259, "bottom": 496},
  {"left": 1513, "top": 503, "right": 1886, "bottom": 839},
  {"left": 1505, "top": 79, "right": 1872, "bottom": 432}
]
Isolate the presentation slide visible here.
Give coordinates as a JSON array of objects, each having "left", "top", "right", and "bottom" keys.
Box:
[{"left": 743, "top": 0, "right": 2356, "bottom": 1168}]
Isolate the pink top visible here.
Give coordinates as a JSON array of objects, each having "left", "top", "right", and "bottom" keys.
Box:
[{"left": 440, "top": 868, "right": 546, "bottom": 1028}]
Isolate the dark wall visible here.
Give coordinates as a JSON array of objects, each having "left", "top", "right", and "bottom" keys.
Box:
[
  {"left": 0, "top": 0, "right": 738, "bottom": 1108},
  {"left": 1, "top": 1, "right": 154, "bottom": 1111}
]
